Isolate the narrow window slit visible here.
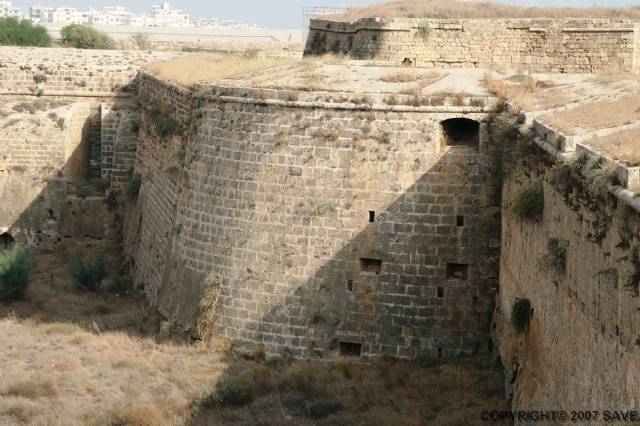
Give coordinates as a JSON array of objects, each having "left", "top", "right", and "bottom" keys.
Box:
[{"left": 339, "top": 342, "right": 362, "bottom": 357}]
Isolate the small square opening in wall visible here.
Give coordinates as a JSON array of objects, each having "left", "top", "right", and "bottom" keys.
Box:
[
  {"left": 456, "top": 215, "right": 465, "bottom": 227},
  {"left": 360, "top": 258, "right": 382, "bottom": 274},
  {"left": 437, "top": 287, "right": 444, "bottom": 298},
  {"left": 369, "top": 211, "right": 376, "bottom": 223},
  {"left": 347, "top": 280, "right": 354, "bottom": 291},
  {"left": 339, "top": 342, "right": 362, "bottom": 357},
  {"left": 446, "top": 263, "right": 469, "bottom": 280},
  {"left": 437, "top": 347, "right": 443, "bottom": 358}
]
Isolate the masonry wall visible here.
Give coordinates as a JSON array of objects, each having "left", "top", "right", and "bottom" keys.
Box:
[
  {"left": 0, "top": 47, "right": 176, "bottom": 96},
  {"left": 496, "top": 149, "right": 640, "bottom": 409},
  {"left": 305, "top": 18, "right": 638, "bottom": 73},
  {"left": 126, "top": 74, "right": 500, "bottom": 360}
]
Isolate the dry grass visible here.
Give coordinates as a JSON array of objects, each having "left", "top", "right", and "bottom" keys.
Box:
[
  {"left": 146, "top": 53, "right": 296, "bottom": 87},
  {"left": 191, "top": 355, "right": 507, "bottom": 425},
  {"left": 328, "top": 0, "right": 640, "bottom": 21},
  {"left": 583, "top": 127, "right": 640, "bottom": 167},
  {"left": 0, "top": 317, "right": 224, "bottom": 426},
  {"left": 379, "top": 73, "right": 422, "bottom": 83},
  {"left": 0, "top": 244, "right": 161, "bottom": 335},
  {"left": 484, "top": 72, "right": 552, "bottom": 111},
  {"left": 537, "top": 94, "right": 640, "bottom": 134}
]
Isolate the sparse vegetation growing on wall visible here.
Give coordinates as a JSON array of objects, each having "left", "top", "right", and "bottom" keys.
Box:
[
  {"left": 127, "top": 173, "right": 142, "bottom": 200},
  {"left": 585, "top": 157, "right": 619, "bottom": 200},
  {"left": 149, "top": 106, "right": 182, "bottom": 138},
  {"left": 0, "top": 18, "right": 50, "bottom": 47},
  {"left": 61, "top": 24, "right": 116, "bottom": 50},
  {"left": 70, "top": 253, "right": 107, "bottom": 293},
  {"left": 416, "top": 22, "right": 432, "bottom": 39},
  {"left": 625, "top": 247, "right": 640, "bottom": 297},
  {"left": 511, "top": 183, "right": 544, "bottom": 222},
  {"left": 511, "top": 298, "right": 532, "bottom": 334},
  {"left": 0, "top": 247, "right": 34, "bottom": 301},
  {"left": 541, "top": 238, "right": 568, "bottom": 274}
]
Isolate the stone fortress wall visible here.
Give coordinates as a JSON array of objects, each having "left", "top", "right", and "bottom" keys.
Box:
[
  {"left": 125, "top": 73, "right": 501, "bottom": 360},
  {"left": 305, "top": 18, "right": 639, "bottom": 73},
  {"left": 1, "top": 26, "right": 639, "bottom": 411},
  {"left": 0, "top": 47, "right": 175, "bottom": 247}
]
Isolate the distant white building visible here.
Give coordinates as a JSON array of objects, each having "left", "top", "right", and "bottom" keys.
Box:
[
  {"left": 86, "top": 6, "right": 137, "bottom": 26},
  {"left": 24, "top": 2, "right": 229, "bottom": 28},
  {"left": 149, "top": 2, "right": 190, "bottom": 27},
  {"left": 50, "top": 6, "right": 84, "bottom": 25},
  {"left": 0, "top": 0, "right": 24, "bottom": 19},
  {"left": 29, "top": 4, "right": 54, "bottom": 23}
]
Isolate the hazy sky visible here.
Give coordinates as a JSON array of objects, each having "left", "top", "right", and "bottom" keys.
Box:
[{"left": 11, "top": 0, "right": 640, "bottom": 28}]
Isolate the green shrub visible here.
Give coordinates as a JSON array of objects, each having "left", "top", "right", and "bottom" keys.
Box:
[
  {"left": 511, "top": 183, "right": 544, "bottom": 222},
  {"left": 208, "top": 376, "right": 253, "bottom": 407},
  {"left": 541, "top": 238, "right": 568, "bottom": 274},
  {"left": 0, "top": 18, "right": 50, "bottom": 47},
  {"left": 511, "top": 298, "right": 532, "bottom": 335},
  {"left": 149, "top": 106, "right": 182, "bottom": 138},
  {"left": 127, "top": 174, "right": 142, "bottom": 200},
  {"left": 61, "top": 24, "right": 115, "bottom": 50},
  {"left": 70, "top": 253, "right": 107, "bottom": 292},
  {"left": 0, "top": 247, "right": 34, "bottom": 301},
  {"left": 130, "top": 32, "right": 150, "bottom": 50},
  {"left": 307, "top": 399, "right": 343, "bottom": 419},
  {"left": 415, "top": 22, "right": 432, "bottom": 39}
]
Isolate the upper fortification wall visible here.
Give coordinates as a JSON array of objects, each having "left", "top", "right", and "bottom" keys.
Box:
[
  {"left": 305, "top": 18, "right": 639, "bottom": 73},
  {"left": 0, "top": 47, "right": 177, "bottom": 97}
]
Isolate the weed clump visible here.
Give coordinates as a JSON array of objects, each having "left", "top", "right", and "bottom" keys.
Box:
[
  {"left": 70, "top": 253, "right": 107, "bottom": 293},
  {"left": 307, "top": 399, "right": 343, "bottom": 419},
  {"left": 511, "top": 298, "right": 533, "bottom": 334},
  {"left": 541, "top": 238, "right": 568, "bottom": 274},
  {"left": 0, "top": 247, "right": 34, "bottom": 301},
  {"left": 511, "top": 183, "right": 544, "bottom": 222},
  {"left": 586, "top": 157, "right": 619, "bottom": 200},
  {"left": 127, "top": 174, "right": 142, "bottom": 200},
  {"left": 208, "top": 376, "right": 254, "bottom": 407},
  {"left": 149, "top": 106, "right": 182, "bottom": 139}
]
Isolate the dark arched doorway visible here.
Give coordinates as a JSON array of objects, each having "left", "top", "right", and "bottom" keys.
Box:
[
  {"left": 441, "top": 118, "right": 480, "bottom": 149},
  {"left": 0, "top": 233, "right": 15, "bottom": 250}
]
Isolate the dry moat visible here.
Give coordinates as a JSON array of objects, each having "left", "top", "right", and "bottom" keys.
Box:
[{"left": 2, "top": 6, "right": 640, "bottom": 426}]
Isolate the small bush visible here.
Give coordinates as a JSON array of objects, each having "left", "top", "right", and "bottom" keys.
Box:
[
  {"left": 416, "top": 22, "right": 432, "bottom": 39},
  {"left": 0, "top": 18, "right": 50, "bottom": 47},
  {"left": 0, "top": 247, "right": 34, "bottom": 301},
  {"left": 307, "top": 399, "right": 343, "bottom": 419},
  {"left": 541, "top": 238, "right": 568, "bottom": 274},
  {"left": 511, "top": 298, "right": 532, "bottom": 335},
  {"left": 208, "top": 376, "right": 253, "bottom": 407},
  {"left": 587, "top": 160, "right": 619, "bottom": 200},
  {"left": 61, "top": 24, "right": 115, "bottom": 50},
  {"left": 130, "top": 32, "right": 150, "bottom": 50},
  {"left": 127, "top": 174, "right": 142, "bottom": 200},
  {"left": 511, "top": 183, "right": 544, "bottom": 222},
  {"left": 149, "top": 106, "right": 182, "bottom": 138},
  {"left": 70, "top": 253, "right": 107, "bottom": 292}
]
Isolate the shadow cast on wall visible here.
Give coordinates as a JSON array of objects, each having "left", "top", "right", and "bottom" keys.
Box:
[
  {"left": 0, "top": 96, "right": 145, "bottom": 331},
  {"left": 126, "top": 86, "right": 501, "bottom": 362}
]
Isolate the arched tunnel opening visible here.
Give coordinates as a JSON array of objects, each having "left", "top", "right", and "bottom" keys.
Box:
[
  {"left": 0, "top": 232, "right": 15, "bottom": 250},
  {"left": 441, "top": 118, "right": 480, "bottom": 149}
]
